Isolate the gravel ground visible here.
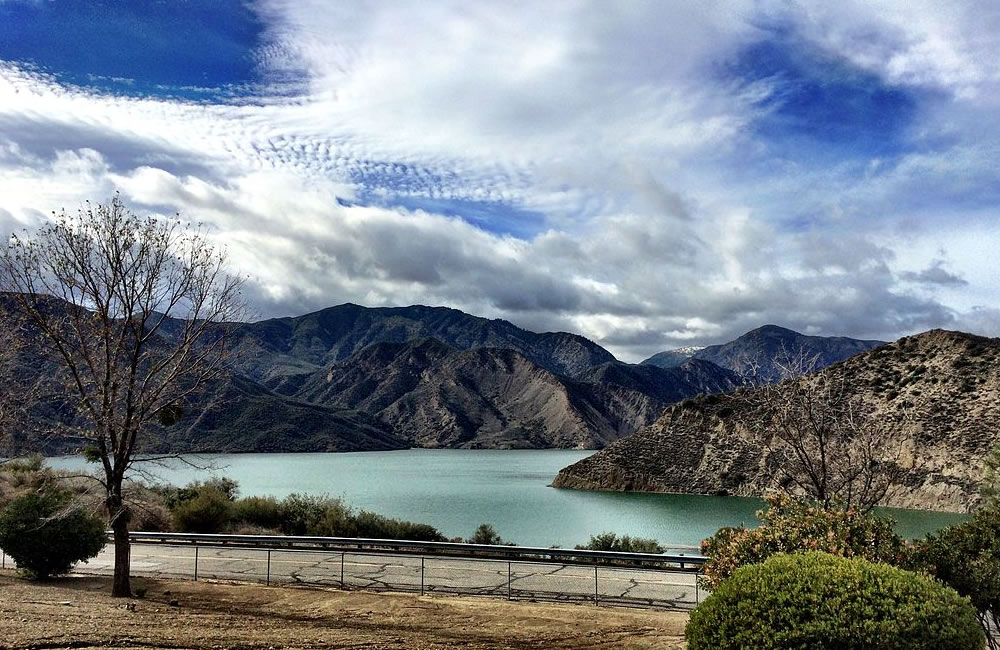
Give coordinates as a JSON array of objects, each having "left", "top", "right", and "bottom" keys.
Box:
[{"left": 0, "top": 570, "right": 688, "bottom": 649}]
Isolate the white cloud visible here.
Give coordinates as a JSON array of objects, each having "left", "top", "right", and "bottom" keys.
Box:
[{"left": 0, "top": 1, "right": 998, "bottom": 361}]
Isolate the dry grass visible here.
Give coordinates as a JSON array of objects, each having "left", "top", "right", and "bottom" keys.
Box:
[{"left": 0, "top": 570, "right": 688, "bottom": 649}]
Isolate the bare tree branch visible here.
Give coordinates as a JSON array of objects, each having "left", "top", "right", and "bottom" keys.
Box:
[
  {"left": 0, "top": 195, "right": 247, "bottom": 596},
  {"left": 734, "top": 347, "right": 912, "bottom": 513}
]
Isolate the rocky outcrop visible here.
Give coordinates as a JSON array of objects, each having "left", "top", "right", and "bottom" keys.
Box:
[{"left": 556, "top": 330, "right": 1000, "bottom": 512}]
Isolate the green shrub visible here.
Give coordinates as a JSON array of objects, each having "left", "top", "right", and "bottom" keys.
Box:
[
  {"left": 576, "top": 532, "right": 662, "bottom": 553},
  {"left": 277, "top": 493, "right": 333, "bottom": 536},
  {"left": 391, "top": 520, "right": 445, "bottom": 542},
  {"left": 232, "top": 495, "right": 284, "bottom": 531},
  {"left": 699, "top": 494, "right": 908, "bottom": 590},
  {"left": 686, "top": 552, "right": 984, "bottom": 650},
  {"left": 308, "top": 497, "right": 358, "bottom": 537},
  {"left": 0, "top": 486, "right": 106, "bottom": 578},
  {"left": 171, "top": 486, "right": 234, "bottom": 533},
  {"left": 354, "top": 510, "right": 445, "bottom": 542},
  {"left": 912, "top": 505, "right": 1000, "bottom": 646},
  {"left": 276, "top": 494, "right": 446, "bottom": 541},
  {"left": 467, "top": 523, "right": 507, "bottom": 545}
]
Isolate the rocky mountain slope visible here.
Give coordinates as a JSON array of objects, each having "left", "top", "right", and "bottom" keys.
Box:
[
  {"left": 0, "top": 296, "right": 406, "bottom": 456},
  {"left": 293, "top": 338, "right": 741, "bottom": 449},
  {"left": 230, "top": 303, "right": 615, "bottom": 390},
  {"left": 144, "top": 373, "right": 406, "bottom": 454},
  {"left": 641, "top": 325, "right": 885, "bottom": 380},
  {"left": 2, "top": 356, "right": 406, "bottom": 457},
  {"left": 3, "top": 298, "right": 744, "bottom": 454},
  {"left": 555, "top": 329, "right": 1000, "bottom": 511}
]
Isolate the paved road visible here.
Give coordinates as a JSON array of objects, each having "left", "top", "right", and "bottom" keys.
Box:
[{"left": 65, "top": 544, "right": 702, "bottom": 608}]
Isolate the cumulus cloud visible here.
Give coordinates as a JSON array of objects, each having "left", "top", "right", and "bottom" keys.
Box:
[
  {"left": 900, "top": 260, "right": 969, "bottom": 287},
  {"left": 0, "top": 1, "right": 998, "bottom": 361}
]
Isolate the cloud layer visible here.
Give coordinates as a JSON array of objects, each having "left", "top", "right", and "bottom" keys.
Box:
[{"left": 1, "top": 0, "right": 998, "bottom": 360}]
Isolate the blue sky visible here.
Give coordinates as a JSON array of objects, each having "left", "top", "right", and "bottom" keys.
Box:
[{"left": 0, "top": 0, "right": 998, "bottom": 360}]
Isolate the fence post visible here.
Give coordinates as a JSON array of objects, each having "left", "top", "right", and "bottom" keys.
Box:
[
  {"left": 507, "top": 561, "right": 512, "bottom": 601},
  {"left": 594, "top": 565, "right": 598, "bottom": 605},
  {"left": 420, "top": 557, "right": 425, "bottom": 596},
  {"left": 266, "top": 549, "right": 271, "bottom": 586},
  {"left": 340, "top": 551, "right": 345, "bottom": 588},
  {"left": 194, "top": 546, "right": 199, "bottom": 581}
]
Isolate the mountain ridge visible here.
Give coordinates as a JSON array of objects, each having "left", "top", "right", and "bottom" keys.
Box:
[
  {"left": 641, "top": 324, "right": 886, "bottom": 380},
  {"left": 1, "top": 297, "right": 892, "bottom": 457},
  {"left": 230, "top": 303, "right": 616, "bottom": 389},
  {"left": 292, "top": 338, "right": 742, "bottom": 449}
]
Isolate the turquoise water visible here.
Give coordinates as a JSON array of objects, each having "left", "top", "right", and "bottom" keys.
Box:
[{"left": 45, "top": 450, "right": 967, "bottom": 548}]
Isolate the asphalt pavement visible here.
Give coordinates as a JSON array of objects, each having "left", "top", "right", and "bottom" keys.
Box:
[{"left": 61, "top": 543, "right": 702, "bottom": 608}]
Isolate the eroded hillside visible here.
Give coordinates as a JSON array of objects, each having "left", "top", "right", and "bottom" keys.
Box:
[{"left": 555, "top": 330, "right": 1000, "bottom": 511}]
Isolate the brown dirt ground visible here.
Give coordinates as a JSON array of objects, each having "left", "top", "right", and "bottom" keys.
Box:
[{"left": 0, "top": 570, "right": 688, "bottom": 649}]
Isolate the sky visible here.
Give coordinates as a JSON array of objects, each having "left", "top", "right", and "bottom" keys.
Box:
[{"left": 0, "top": 0, "right": 998, "bottom": 362}]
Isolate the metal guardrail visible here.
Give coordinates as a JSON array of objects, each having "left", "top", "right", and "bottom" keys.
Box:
[{"left": 116, "top": 531, "right": 706, "bottom": 571}]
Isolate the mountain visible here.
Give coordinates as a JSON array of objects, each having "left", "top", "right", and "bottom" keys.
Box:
[
  {"left": 0, "top": 296, "right": 405, "bottom": 456},
  {"left": 641, "top": 325, "right": 885, "bottom": 380},
  {"left": 293, "top": 339, "right": 741, "bottom": 449},
  {"left": 640, "top": 346, "right": 704, "bottom": 369},
  {"left": 576, "top": 359, "right": 741, "bottom": 405},
  {"left": 554, "top": 329, "right": 1000, "bottom": 511},
  {"left": 3, "top": 360, "right": 405, "bottom": 457},
  {"left": 3, "top": 296, "right": 743, "bottom": 455},
  {"left": 142, "top": 373, "right": 405, "bottom": 454},
  {"left": 230, "top": 303, "right": 616, "bottom": 391}
]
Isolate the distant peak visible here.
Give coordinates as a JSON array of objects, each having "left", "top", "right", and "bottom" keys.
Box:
[{"left": 749, "top": 324, "right": 800, "bottom": 336}]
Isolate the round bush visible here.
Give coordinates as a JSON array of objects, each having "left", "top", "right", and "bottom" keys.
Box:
[
  {"left": 686, "top": 552, "right": 984, "bottom": 650},
  {"left": 0, "top": 487, "right": 107, "bottom": 578},
  {"left": 699, "top": 494, "right": 908, "bottom": 590}
]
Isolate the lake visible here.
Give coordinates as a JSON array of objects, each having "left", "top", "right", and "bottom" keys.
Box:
[{"left": 45, "top": 449, "right": 967, "bottom": 548}]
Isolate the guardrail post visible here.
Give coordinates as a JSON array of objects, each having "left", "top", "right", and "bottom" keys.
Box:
[
  {"left": 594, "top": 565, "right": 599, "bottom": 605},
  {"left": 266, "top": 549, "right": 271, "bottom": 586},
  {"left": 507, "top": 561, "right": 512, "bottom": 601},
  {"left": 194, "top": 546, "right": 199, "bottom": 581},
  {"left": 340, "top": 551, "right": 345, "bottom": 588},
  {"left": 695, "top": 574, "right": 700, "bottom": 604},
  {"left": 420, "top": 557, "right": 425, "bottom": 596}
]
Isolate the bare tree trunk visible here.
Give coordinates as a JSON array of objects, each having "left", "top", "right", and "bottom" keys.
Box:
[
  {"left": 108, "top": 492, "right": 132, "bottom": 597},
  {"left": 2, "top": 196, "right": 247, "bottom": 596}
]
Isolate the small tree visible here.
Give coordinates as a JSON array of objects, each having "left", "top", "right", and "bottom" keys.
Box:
[
  {"left": 0, "top": 196, "right": 246, "bottom": 596},
  {"left": 736, "top": 350, "right": 910, "bottom": 512},
  {"left": 913, "top": 506, "right": 1000, "bottom": 649},
  {"left": 0, "top": 485, "right": 107, "bottom": 578},
  {"left": 467, "top": 523, "right": 507, "bottom": 545}
]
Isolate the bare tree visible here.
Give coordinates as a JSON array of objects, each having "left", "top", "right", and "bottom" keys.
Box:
[
  {"left": 0, "top": 311, "right": 22, "bottom": 445},
  {"left": 0, "top": 306, "right": 38, "bottom": 458},
  {"left": 0, "top": 195, "right": 246, "bottom": 596},
  {"left": 736, "top": 350, "right": 911, "bottom": 513}
]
